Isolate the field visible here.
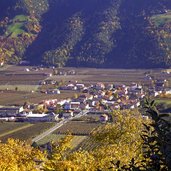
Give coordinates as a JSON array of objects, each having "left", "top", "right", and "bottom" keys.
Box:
[
  {"left": 0, "top": 65, "right": 171, "bottom": 106},
  {"left": 0, "top": 65, "right": 53, "bottom": 85},
  {"left": 0, "top": 122, "right": 55, "bottom": 143},
  {"left": 0, "top": 72, "right": 46, "bottom": 85},
  {"left": 0, "top": 122, "right": 31, "bottom": 136},
  {"left": 53, "top": 121, "right": 101, "bottom": 135},
  {"left": 51, "top": 67, "right": 171, "bottom": 86},
  {"left": 0, "top": 85, "right": 39, "bottom": 91},
  {"left": 151, "top": 11, "right": 171, "bottom": 27},
  {"left": 0, "top": 90, "right": 76, "bottom": 106}
]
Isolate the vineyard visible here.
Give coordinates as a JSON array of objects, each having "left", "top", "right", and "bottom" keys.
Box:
[
  {"left": 0, "top": 122, "right": 55, "bottom": 143},
  {"left": 75, "top": 136, "right": 99, "bottom": 151},
  {"left": 37, "top": 133, "right": 87, "bottom": 149},
  {"left": 54, "top": 121, "right": 101, "bottom": 135},
  {"left": 0, "top": 122, "right": 31, "bottom": 136}
]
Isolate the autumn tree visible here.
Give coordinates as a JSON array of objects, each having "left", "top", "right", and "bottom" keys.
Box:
[
  {"left": 43, "top": 135, "right": 75, "bottom": 171},
  {"left": 33, "top": 104, "right": 48, "bottom": 114},
  {"left": 0, "top": 139, "right": 45, "bottom": 171},
  {"left": 90, "top": 109, "right": 145, "bottom": 170}
]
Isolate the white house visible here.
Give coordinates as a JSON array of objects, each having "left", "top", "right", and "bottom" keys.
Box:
[
  {"left": 62, "top": 111, "right": 74, "bottom": 118},
  {"left": 63, "top": 102, "right": 80, "bottom": 110},
  {"left": 0, "top": 61, "right": 4, "bottom": 67},
  {"left": 100, "top": 114, "right": 109, "bottom": 123},
  {"left": 46, "top": 89, "right": 60, "bottom": 94},
  {"left": 95, "top": 83, "right": 105, "bottom": 90},
  {"left": 76, "top": 84, "right": 85, "bottom": 89},
  {"left": 26, "top": 113, "right": 57, "bottom": 122},
  {"left": 165, "top": 89, "right": 171, "bottom": 95}
]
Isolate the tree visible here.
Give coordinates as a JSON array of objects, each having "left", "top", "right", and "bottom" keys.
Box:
[
  {"left": 43, "top": 135, "right": 74, "bottom": 170},
  {"left": 0, "top": 139, "right": 45, "bottom": 171},
  {"left": 140, "top": 99, "right": 171, "bottom": 170},
  {"left": 33, "top": 104, "right": 48, "bottom": 114},
  {"left": 91, "top": 109, "right": 145, "bottom": 170}
]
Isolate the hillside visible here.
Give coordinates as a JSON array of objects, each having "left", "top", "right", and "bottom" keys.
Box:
[{"left": 0, "top": 0, "right": 171, "bottom": 68}]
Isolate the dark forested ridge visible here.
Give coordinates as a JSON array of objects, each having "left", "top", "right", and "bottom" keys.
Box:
[{"left": 0, "top": 0, "right": 171, "bottom": 68}]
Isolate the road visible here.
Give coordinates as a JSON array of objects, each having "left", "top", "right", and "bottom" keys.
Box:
[{"left": 32, "top": 110, "right": 89, "bottom": 143}]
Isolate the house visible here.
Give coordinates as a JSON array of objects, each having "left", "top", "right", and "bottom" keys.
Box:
[
  {"left": 40, "top": 80, "right": 56, "bottom": 85},
  {"left": 44, "top": 73, "right": 53, "bottom": 77},
  {"left": 70, "top": 102, "right": 81, "bottom": 110},
  {"left": 19, "top": 60, "right": 30, "bottom": 65},
  {"left": 0, "top": 61, "right": 4, "bottom": 67},
  {"left": 155, "top": 79, "right": 167, "bottom": 88},
  {"left": 161, "top": 69, "right": 171, "bottom": 74},
  {"left": 57, "top": 100, "right": 68, "bottom": 106},
  {"left": 105, "top": 101, "right": 115, "bottom": 106},
  {"left": 76, "top": 83, "right": 85, "bottom": 89},
  {"left": 80, "top": 103, "right": 90, "bottom": 110},
  {"left": 130, "top": 83, "right": 142, "bottom": 91},
  {"left": 25, "top": 68, "right": 30, "bottom": 72},
  {"left": 142, "top": 115, "right": 150, "bottom": 120},
  {"left": 95, "top": 83, "right": 105, "bottom": 90},
  {"left": 68, "top": 70, "right": 76, "bottom": 75},
  {"left": 82, "top": 89, "right": 89, "bottom": 93},
  {"left": 63, "top": 102, "right": 80, "bottom": 110},
  {"left": 0, "top": 117, "right": 9, "bottom": 121},
  {"left": 46, "top": 89, "right": 60, "bottom": 94},
  {"left": 106, "top": 84, "right": 114, "bottom": 90},
  {"left": 100, "top": 114, "right": 109, "bottom": 123},
  {"left": 26, "top": 113, "right": 57, "bottom": 122},
  {"left": 61, "top": 84, "right": 77, "bottom": 90},
  {"left": 62, "top": 111, "right": 74, "bottom": 118},
  {"left": 43, "top": 99, "right": 58, "bottom": 107},
  {"left": 164, "top": 89, "right": 171, "bottom": 95},
  {"left": 0, "top": 107, "right": 20, "bottom": 117},
  {"left": 150, "top": 91, "right": 160, "bottom": 97}
]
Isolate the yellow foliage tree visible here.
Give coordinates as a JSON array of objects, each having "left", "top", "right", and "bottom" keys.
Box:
[
  {"left": 43, "top": 135, "right": 74, "bottom": 171},
  {"left": 0, "top": 109, "right": 155, "bottom": 170},
  {"left": 0, "top": 139, "right": 45, "bottom": 171},
  {"left": 90, "top": 109, "right": 145, "bottom": 170},
  {"left": 43, "top": 110, "right": 147, "bottom": 170}
]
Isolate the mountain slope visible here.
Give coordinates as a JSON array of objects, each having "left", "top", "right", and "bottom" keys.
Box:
[{"left": 0, "top": 0, "right": 171, "bottom": 68}]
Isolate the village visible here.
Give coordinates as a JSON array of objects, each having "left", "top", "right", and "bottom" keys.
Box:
[{"left": 0, "top": 69, "right": 170, "bottom": 123}]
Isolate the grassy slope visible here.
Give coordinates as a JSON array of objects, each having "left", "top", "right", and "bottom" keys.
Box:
[
  {"left": 151, "top": 11, "right": 171, "bottom": 27},
  {"left": 6, "top": 15, "right": 28, "bottom": 37}
]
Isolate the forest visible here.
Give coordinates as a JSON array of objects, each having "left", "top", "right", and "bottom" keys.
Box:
[{"left": 0, "top": 0, "right": 171, "bottom": 68}]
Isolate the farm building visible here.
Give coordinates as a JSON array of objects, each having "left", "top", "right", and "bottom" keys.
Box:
[
  {"left": 26, "top": 113, "right": 58, "bottom": 122},
  {"left": 0, "top": 107, "right": 21, "bottom": 117}
]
